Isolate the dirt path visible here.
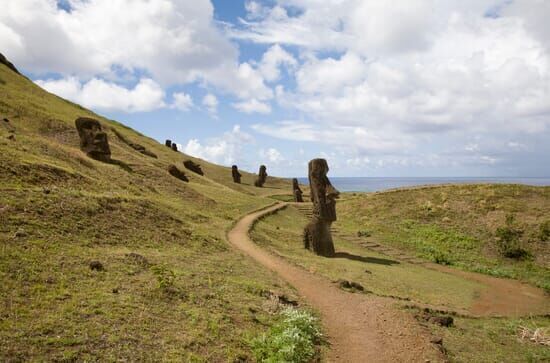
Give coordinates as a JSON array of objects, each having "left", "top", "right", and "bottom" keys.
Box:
[{"left": 228, "top": 203, "right": 443, "bottom": 363}]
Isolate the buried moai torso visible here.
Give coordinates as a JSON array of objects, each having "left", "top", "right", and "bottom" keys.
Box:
[
  {"left": 75, "top": 117, "right": 111, "bottom": 162},
  {"left": 254, "top": 165, "right": 267, "bottom": 187},
  {"left": 232, "top": 165, "right": 242, "bottom": 183},
  {"left": 292, "top": 178, "right": 304, "bottom": 202},
  {"left": 303, "top": 158, "right": 339, "bottom": 257}
]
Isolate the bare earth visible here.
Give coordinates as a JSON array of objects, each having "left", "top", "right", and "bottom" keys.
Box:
[{"left": 227, "top": 203, "right": 443, "bottom": 363}]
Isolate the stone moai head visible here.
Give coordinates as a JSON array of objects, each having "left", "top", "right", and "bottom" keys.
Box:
[
  {"left": 254, "top": 165, "right": 268, "bottom": 187},
  {"left": 165, "top": 139, "right": 172, "bottom": 147},
  {"left": 75, "top": 117, "right": 111, "bottom": 162},
  {"left": 171, "top": 143, "right": 178, "bottom": 152},
  {"left": 232, "top": 165, "right": 241, "bottom": 183},
  {"left": 292, "top": 178, "right": 300, "bottom": 190},
  {"left": 292, "top": 178, "right": 304, "bottom": 202},
  {"left": 308, "top": 158, "right": 339, "bottom": 222}
]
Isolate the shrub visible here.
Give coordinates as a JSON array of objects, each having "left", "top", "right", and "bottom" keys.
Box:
[
  {"left": 538, "top": 220, "right": 550, "bottom": 242},
  {"left": 151, "top": 265, "right": 176, "bottom": 290},
  {"left": 495, "top": 214, "right": 531, "bottom": 260},
  {"left": 251, "top": 308, "right": 322, "bottom": 363}
]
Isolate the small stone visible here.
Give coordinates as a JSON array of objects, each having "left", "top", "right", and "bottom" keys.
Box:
[
  {"left": 89, "top": 260, "right": 104, "bottom": 271},
  {"left": 429, "top": 315, "right": 454, "bottom": 327},
  {"left": 7, "top": 134, "right": 15, "bottom": 141},
  {"left": 112, "top": 288, "right": 119, "bottom": 294},
  {"left": 14, "top": 229, "right": 27, "bottom": 238},
  {"left": 43, "top": 188, "right": 51, "bottom": 194},
  {"left": 442, "top": 217, "right": 451, "bottom": 223},
  {"left": 430, "top": 337, "right": 443, "bottom": 345}
]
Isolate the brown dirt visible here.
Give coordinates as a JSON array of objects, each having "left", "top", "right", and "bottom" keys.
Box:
[
  {"left": 227, "top": 203, "right": 444, "bottom": 363},
  {"left": 425, "top": 263, "right": 550, "bottom": 317}
]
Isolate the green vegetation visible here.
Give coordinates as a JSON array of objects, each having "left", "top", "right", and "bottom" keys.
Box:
[
  {"left": 251, "top": 206, "right": 483, "bottom": 312},
  {"left": 0, "top": 61, "right": 300, "bottom": 360},
  {"left": 251, "top": 203, "right": 550, "bottom": 362},
  {"left": 337, "top": 184, "right": 550, "bottom": 291},
  {"left": 250, "top": 308, "right": 322, "bottom": 363}
]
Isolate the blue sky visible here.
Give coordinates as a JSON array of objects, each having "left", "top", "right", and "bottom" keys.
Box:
[{"left": 1, "top": 0, "right": 549, "bottom": 177}]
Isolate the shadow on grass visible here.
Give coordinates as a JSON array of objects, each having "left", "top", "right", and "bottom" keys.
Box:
[{"left": 334, "top": 251, "right": 400, "bottom": 265}]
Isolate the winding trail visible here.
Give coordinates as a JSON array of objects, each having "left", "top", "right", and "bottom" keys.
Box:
[{"left": 228, "top": 203, "right": 443, "bottom": 363}]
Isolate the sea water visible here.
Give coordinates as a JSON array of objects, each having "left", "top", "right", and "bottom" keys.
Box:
[{"left": 296, "top": 177, "right": 550, "bottom": 193}]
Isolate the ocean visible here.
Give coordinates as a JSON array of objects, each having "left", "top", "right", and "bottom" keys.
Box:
[{"left": 296, "top": 177, "right": 550, "bottom": 193}]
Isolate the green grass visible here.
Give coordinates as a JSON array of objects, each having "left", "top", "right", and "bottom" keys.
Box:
[
  {"left": 251, "top": 205, "right": 550, "bottom": 363},
  {"left": 337, "top": 184, "right": 550, "bottom": 291},
  {"left": 251, "top": 205, "right": 483, "bottom": 312},
  {"left": 0, "top": 61, "right": 301, "bottom": 360}
]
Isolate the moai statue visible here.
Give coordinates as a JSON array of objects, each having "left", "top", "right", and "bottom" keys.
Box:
[
  {"left": 254, "top": 165, "right": 267, "bottom": 187},
  {"left": 232, "top": 165, "right": 242, "bottom": 183},
  {"left": 75, "top": 117, "right": 111, "bottom": 162},
  {"left": 183, "top": 160, "right": 204, "bottom": 175},
  {"left": 165, "top": 139, "right": 172, "bottom": 147},
  {"left": 168, "top": 165, "right": 189, "bottom": 182},
  {"left": 303, "top": 158, "right": 339, "bottom": 257},
  {"left": 171, "top": 143, "right": 178, "bottom": 152},
  {"left": 292, "top": 178, "right": 304, "bottom": 202}
]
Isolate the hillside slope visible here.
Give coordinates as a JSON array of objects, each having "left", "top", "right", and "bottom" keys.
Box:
[
  {"left": 0, "top": 59, "right": 297, "bottom": 361},
  {"left": 337, "top": 184, "right": 550, "bottom": 290}
]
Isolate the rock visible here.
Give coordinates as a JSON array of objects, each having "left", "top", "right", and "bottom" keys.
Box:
[
  {"left": 168, "top": 164, "right": 189, "bottom": 182},
  {"left": 171, "top": 143, "right": 178, "bottom": 152},
  {"left": 0, "top": 53, "right": 20, "bottom": 74},
  {"left": 231, "top": 165, "right": 241, "bottom": 183},
  {"left": 89, "top": 261, "right": 104, "bottom": 271},
  {"left": 43, "top": 188, "right": 51, "bottom": 194},
  {"left": 112, "top": 288, "right": 119, "bottom": 294},
  {"left": 254, "top": 165, "right": 268, "bottom": 187},
  {"left": 303, "top": 158, "right": 339, "bottom": 257},
  {"left": 442, "top": 217, "right": 451, "bottom": 223},
  {"left": 14, "top": 229, "right": 27, "bottom": 238},
  {"left": 75, "top": 117, "right": 111, "bottom": 162},
  {"left": 7, "top": 134, "right": 15, "bottom": 141},
  {"left": 337, "top": 279, "right": 364, "bottom": 292},
  {"left": 165, "top": 139, "right": 172, "bottom": 147},
  {"left": 183, "top": 160, "right": 204, "bottom": 175},
  {"left": 429, "top": 316, "right": 454, "bottom": 327},
  {"left": 430, "top": 337, "right": 443, "bottom": 345},
  {"left": 125, "top": 252, "right": 149, "bottom": 266}
]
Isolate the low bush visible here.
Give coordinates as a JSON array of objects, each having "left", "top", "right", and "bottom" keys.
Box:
[
  {"left": 251, "top": 308, "right": 322, "bottom": 363},
  {"left": 495, "top": 214, "right": 531, "bottom": 260}
]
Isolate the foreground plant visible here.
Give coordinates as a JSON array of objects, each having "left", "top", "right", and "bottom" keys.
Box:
[{"left": 251, "top": 308, "right": 322, "bottom": 363}]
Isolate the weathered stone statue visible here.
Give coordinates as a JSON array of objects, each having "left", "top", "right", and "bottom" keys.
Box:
[
  {"left": 75, "top": 117, "right": 111, "bottom": 162},
  {"left": 303, "top": 158, "right": 339, "bottom": 257},
  {"left": 183, "top": 160, "right": 204, "bottom": 175},
  {"left": 165, "top": 139, "right": 172, "bottom": 147},
  {"left": 171, "top": 143, "right": 178, "bottom": 152},
  {"left": 232, "top": 165, "right": 241, "bottom": 183},
  {"left": 254, "top": 165, "right": 267, "bottom": 187},
  {"left": 292, "top": 178, "right": 304, "bottom": 202},
  {"left": 168, "top": 164, "right": 189, "bottom": 182}
]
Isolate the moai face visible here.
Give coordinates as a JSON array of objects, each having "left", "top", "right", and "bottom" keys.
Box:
[
  {"left": 232, "top": 165, "right": 241, "bottom": 183},
  {"left": 308, "top": 158, "right": 339, "bottom": 222},
  {"left": 75, "top": 117, "right": 111, "bottom": 162},
  {"left": 259, "top": 165, "right": 267, "bottom": 177}
]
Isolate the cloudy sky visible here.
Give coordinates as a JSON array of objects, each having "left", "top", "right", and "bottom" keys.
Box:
[{"left": 1, "top": 0, "right": 549, "bottom": 177}]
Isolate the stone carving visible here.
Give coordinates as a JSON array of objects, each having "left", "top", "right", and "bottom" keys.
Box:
[
  {"left": 165, "top": 139, "right": 172, "bottom": 147},
  {"left": 171, "top": 143, "right": 178, "bottom": 152},
  {"left": 75, "top": 117, "right": 111, "bottom": 162},
  {"left": 303, "top": 158, "right": 339, "bottom": 257},
  {"left": 183, "top": 160, "right": 204, "bottom": 175},
  {"left": 232, "top": 165, "right": 242, "bottom": 183},
  {"left": 254, "top": 165, "right": 267, "bottom": 187},
  {"left": 292, "top": 178, "right": 304, "bottom": 202},
  {"left": 168, "top": 164, "right": 189, "bottom": 182},
  {"left": 0, "top": 53, "right": 20, "bottom": 74},
  {"left": 113, "top": 128, "right": 157, "bottom": 158}
]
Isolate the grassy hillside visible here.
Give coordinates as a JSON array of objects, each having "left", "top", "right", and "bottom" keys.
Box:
[
  {"left": 251, "top": 205, "right": 550, "bottom": 363},
  {"left": 0, "top": 60, "right": 300, "bottom": 361},
  {"left": 337, "top": 184, "right": 550, "bottom": 291}
]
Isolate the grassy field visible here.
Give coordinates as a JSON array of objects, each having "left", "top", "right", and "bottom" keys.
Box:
[
  {"left": 0, "top": 61, "right": 306, "bottom": 361},
  {"left": 251, "top": 205, "right": 550, "bottom": 362},
  {"left": 337, "top": 184, "right": 550, "bottom": 291}
]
